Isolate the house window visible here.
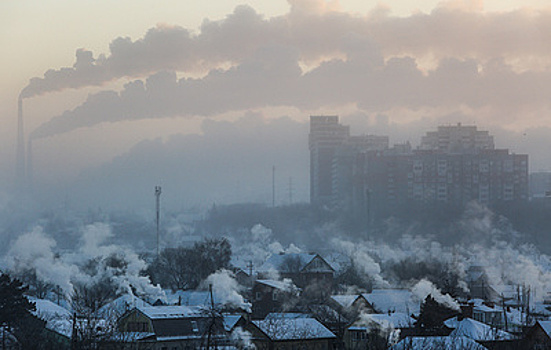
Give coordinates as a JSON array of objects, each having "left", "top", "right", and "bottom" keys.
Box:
[
  {"left": 191, "top": 321, "right": 199, "bottom": 333},
  {"left": 351, "top": 331, "right": 367, "bottom": 341}
]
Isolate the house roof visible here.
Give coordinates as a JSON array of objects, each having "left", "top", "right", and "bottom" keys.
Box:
[
  {"left": 98, "top": 294, "right": 151, "bottom": 318},
  {"left": 391, "top": 336, "right": 488, "bottom": 350},
  {"left": 256, "top": 279, "right": 299, "bottom": 292},
  {"left": 164, "top": 290, "right": 218, "bottom": 307},
  {"left": 259, "top": 253, "right": 333, "bottom": 273},
  {"left": 362, "top": 313, "right": 415, "bottom": 329},
  {"left": 137, "top": 305, "right": 204, "bottom": 319},
  {"left": 29, "top": 297, "right": 72, "bottom": 338},
  {"left": 362, "top": 289, "right": 420, "bottom": 315},
  {"left": 126, "top": 306, "right": 225, "bottom": 340},
  {"left": 448, "top": 318, "right": 513, "bottom": 341},
  {"left": 537, "top": 321, "right": 551, "bottom": 338},
  {"left": 265, "top": 313, "right": 311, "bottom": 320},
  {"left": 252, "top": 318, "right": 336, "bottom": 341},
  {"left": 222, "top": 314, "right": 243, "bottom": 332},
  {"left": 322, "top": 252, "right": 352, "bottom": 276},
  {"left": 331, "top": 295, "right": 362, "bottom": 309}
]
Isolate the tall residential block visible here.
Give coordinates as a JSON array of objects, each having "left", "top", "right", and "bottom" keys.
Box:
[
  {"left": 354, "top": 125, "right": 528, "bottom": 219},
  {"left": 309, "top": 116, "right": 349, "bottom": 206},
  {"left": 309, "top": 119, "right": 529, "bottom": 220}
]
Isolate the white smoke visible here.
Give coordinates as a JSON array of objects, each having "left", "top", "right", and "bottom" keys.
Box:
[
  {"left": 3, "top": 226, "right": 77, "bottom": 295},
  {"left": 203, "top": 269, "right": 251, "bottom": 312},
  {"left": 332, "top": 238, "right": 390, "bottom": 288},
  {"left": 3, "top": 222, "right": 164, "bottom": 302},
  {"left": 411, "top": 279, "right": 460, "bottom": 311},
  {"left": 231, "top": 326, "right": 256, "bottom": 349},
  {"left": 231, "top": 224, "right": 303, "bottom": 275}
]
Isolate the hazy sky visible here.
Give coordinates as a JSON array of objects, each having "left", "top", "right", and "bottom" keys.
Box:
[{"left": 2, "top": 0, "right": 551, "bottom": 209}]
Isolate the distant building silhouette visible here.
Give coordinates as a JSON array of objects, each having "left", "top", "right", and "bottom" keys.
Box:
[
  {"left": 309, "top": 118, "right": 529, "bottom": 220},
  {"left": 309, "top": 116, "right": 349, "bottom": 206}
]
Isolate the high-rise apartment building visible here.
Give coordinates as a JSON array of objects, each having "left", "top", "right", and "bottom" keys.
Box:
[
  {"left": 420, "top": 123, "right": 494, "bottom": 153},
  {"left": 309, "top": 116, "right": 350, "bottom": 205},
  {"left": 309, "top": 119, "right": 529, "bottom": 219},
  {"left": 354, "top": 125, "right": 528, "bottom": 219}
]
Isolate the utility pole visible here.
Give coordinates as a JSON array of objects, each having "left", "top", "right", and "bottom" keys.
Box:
[
  {"left": 365, "top": 187, "right": 371, "bottom": 233},
  {"left": 272, "top": 166, "right": 276, "bottom": 207},
  {"left": 288, "top": 177, "right": 293, "bottom": 205},
  {"left": 155, "top": 186, "right": 162, "bottom": 257}
]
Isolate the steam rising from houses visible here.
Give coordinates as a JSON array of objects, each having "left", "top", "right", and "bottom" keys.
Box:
[
  {"left": 7, "top": 5, "right": 551, "bottom": 345},
  {"left": 3, "top": 223, "right": 164, "bottom": 300}
]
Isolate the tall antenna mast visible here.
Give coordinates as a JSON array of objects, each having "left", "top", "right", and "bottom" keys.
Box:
[
  {"left": 272, "top": 166, "right": 276, "bottom": 207},
  {"left": 16, "top": 95, "right": 26, "bottom": 190},
  {"left": 288, "top": 177, "right": 293, "bottom": 205},
  {"left": 155, "top": 186, "right": 162, "bottom": 256}
]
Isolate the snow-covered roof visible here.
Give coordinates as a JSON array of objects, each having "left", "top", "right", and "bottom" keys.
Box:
[
  {"left": 265, "top": 313, "right": 311, "bottom": 320},
  {"left": 448, "top": 318, "right": 513, "bottom": 341},
  {"left": 322, "top": 252, "right": 351, "bottom": 276},
  {"left": 538, "top": 321, "right": 551, "bottom": 338},
  {"left": 493, "top": 285, "right": 519, "bottom": 300},
  {"left": 31, "top": 297, "right": 71, "bottom": 319},
  {"left": 164, "top": 290, "right": 218, "bottom": 307},
  {"left": 137, "top": 305, "right": 204, "bottom": 319},
  {"left": 331, "top": 295, "right": 361, "bottom": 309},
  {"left": 391, "top": 336, "right": 488, "bottom": 350},
  {"left": 363, "top": 290, "right": 420, "bottom": 315},
  {"left": 252, "top": 318, "right": 336, "bottom": 341},
  {"left": 256, "top": 279, "right": 299, "bottom": 292},
  {"left": 533, "top": 302, "right": 551, "bottom": 316},
  {"left": 474, "top": 304, "right": 501, "bottom": 313},
  {"left": 363, "top": 313, "right": 415, "bottom": 329},
  {"left": 98, "top": 294, "right": 151, "bottom": 318},
  {"left": 29, "top": 297, "right": 72, "bottom": 338},
  {"left": 223, "top": 314, "right": 243, "bottom": 332},
  {"left": 259, "top": 253, "right": 326, "bottom": 273},
  {"left": 469, "top": 300, "right": 530, "bottom": 327}
]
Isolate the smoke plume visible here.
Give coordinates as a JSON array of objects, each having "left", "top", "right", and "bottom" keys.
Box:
[
  {"left": 21, "top": 1, "right": 551, "bottom": 140},
  {"left": 203, "top": 269, "right": 251, "bottom": 312}
]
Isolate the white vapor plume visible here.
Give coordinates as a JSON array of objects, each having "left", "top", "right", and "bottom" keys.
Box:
[
  {"left": 231, "top": 224, "right": 302, "bottom": 275},
  {"left": 3, "top": 223, "right": 164, "bottom": 302},
  {"left": 23, "top": 2, "right": 551, "bottom": 140},
  {"left": 332, "top": 238, "right": 389, "bottom": 288},
  {"left": 231, "top": 326, "right": 256, "bottom": 349},
  {"left": 21, "top": 2, "right": 551, "bottom": 99},
  {"left": 3, "top": 226, "right": 78, "bottom": 295},
  {"left": 411, "top": 279, "right": 460, "bottom": 311},
  {"left": 203, "top": 269, "right": 251, "bottom": 312}
]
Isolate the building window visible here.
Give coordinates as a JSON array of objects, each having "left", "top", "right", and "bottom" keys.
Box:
[{"left": 191, "top": 321, "right": 199, "bottom": 333}]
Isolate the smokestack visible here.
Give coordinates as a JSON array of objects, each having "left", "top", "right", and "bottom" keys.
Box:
[
  {"left": 26, "top": 138, "right": 33, "bottom": 192},
  {"left": 16, "top": 95, "right": 26, "bottom": 190},
  {"left": 155, "top": 186, "right": 162, "bottom": 256}
]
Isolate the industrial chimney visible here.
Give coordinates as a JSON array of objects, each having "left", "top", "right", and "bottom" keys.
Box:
[
  {"left": 15, "top": 95, "right": 26, "bottom": 190},
  {"left": 26, "top": 138, "right": 33, "bottom": 191}
]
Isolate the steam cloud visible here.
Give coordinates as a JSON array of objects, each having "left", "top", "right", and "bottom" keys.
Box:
[
  {"left": 2, "top": 223, "right": 164, "bottom": 300},
  {"left": 22, "top": 0, "right": 551, "bottom": 139},
  {"left": 203, "top": 269, "right": 251, "bottom": 312},
  {"left": 411, "top": 279, "right": 460, "bottom": 310}
]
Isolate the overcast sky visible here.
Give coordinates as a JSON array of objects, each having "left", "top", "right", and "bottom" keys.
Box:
[{"left": 2, "top": 0, "right": 551, "bottom": 209}]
